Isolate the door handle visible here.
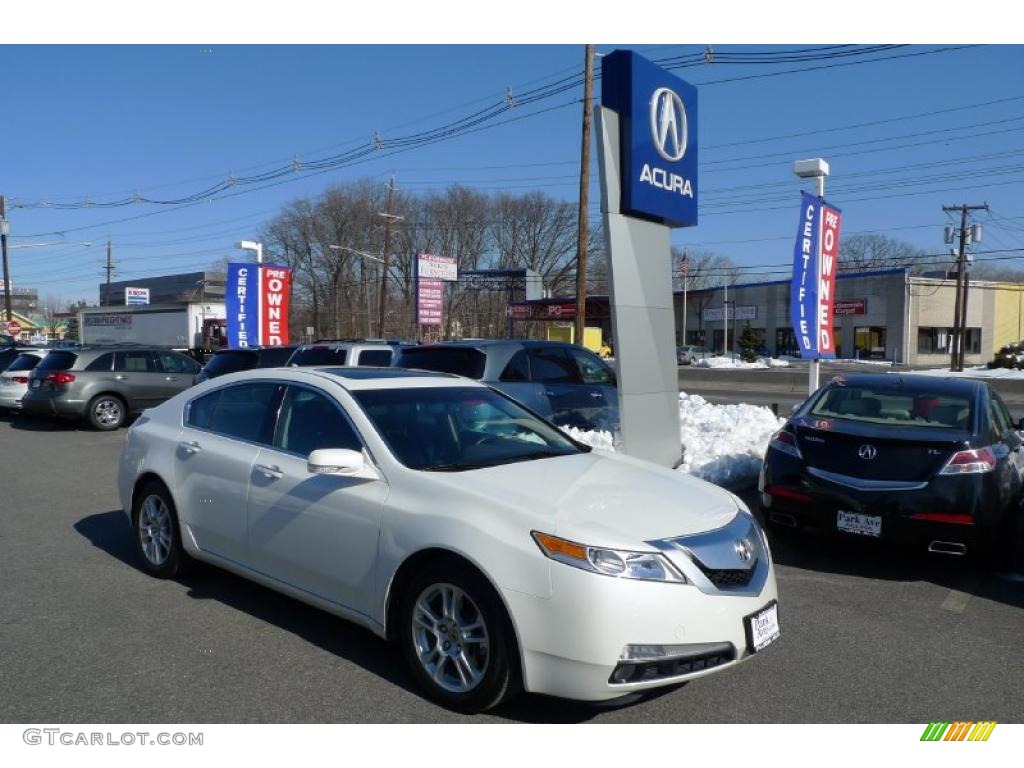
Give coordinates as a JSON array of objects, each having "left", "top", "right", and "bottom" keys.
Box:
[
  {"left": 589, "top": 392, "right": 603, "bottom": 399},
  {"left": 165, "top": 376, "right": 178, "bottom": 381},
  {"left": 255, "top": 463, "right": 283, "bottom": 479},
  {"left": 545, "top": 390, "right": 556, "bottom": 397},
  {"left": 115, "top": 375, "right": 128, "bottom": 380},
  {"left": 179, "top": 440, "right": 201, "bottom": 454}
]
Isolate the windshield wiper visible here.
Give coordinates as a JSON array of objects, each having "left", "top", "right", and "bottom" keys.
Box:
[
  {"left": 502, "top": 450, "right": 574, "bottom": 465},
  {"left": 423, "top": 462, "right": 498, "bottom": 472}
]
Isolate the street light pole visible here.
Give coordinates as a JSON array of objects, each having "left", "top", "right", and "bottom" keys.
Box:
[
  {"left": 237, "top": 240, "right": 263, "bottom": 264},
  {"left": 793, "top": 158, "right": 830, "bottom": 396},
  {"left": 330, "top": 245, "right": 385, "bottom": 338},
  {"left": 1, "top": 196, "right": 12, "bottom": 322}
]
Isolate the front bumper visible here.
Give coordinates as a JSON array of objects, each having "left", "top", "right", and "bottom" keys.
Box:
[{"left": 504, "top": 552, "right": 779, "bottom": 701}]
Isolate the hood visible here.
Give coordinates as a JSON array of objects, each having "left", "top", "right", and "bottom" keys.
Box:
[{"left": 423, "top": 450, "right": 741, "bottom": 549}]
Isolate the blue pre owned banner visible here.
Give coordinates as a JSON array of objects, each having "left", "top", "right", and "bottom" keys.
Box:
[
  {"left": 791, "top": 192, "right": 821, "bottom": 358},
  {"left": 226, "top": 262, "right": 259, "bottom": 347},
  {"left": 601, "top": 50, "right": 698, "bottom": 228}
]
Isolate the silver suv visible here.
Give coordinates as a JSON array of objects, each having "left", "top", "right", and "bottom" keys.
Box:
[
  {"left": 21, "top": 346, "right": 200, "bottom": 430},
  {"left": 287, "top": 340, "right": 403, "bottom": 368}
]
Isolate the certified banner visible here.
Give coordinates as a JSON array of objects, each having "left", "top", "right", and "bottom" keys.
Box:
[
  {"left": 790, "top": 192, "right": 841, "bottom": 359},
  {"left": 790, "top": 192, "right": 820, "bottom": 358},
  {"left": 226, "top": 262, "right": 292, "bottom": 347}
]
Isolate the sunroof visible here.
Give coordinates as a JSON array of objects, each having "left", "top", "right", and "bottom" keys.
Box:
[{"left": 320, "top": 368, "right": 452, "bottom": 379}]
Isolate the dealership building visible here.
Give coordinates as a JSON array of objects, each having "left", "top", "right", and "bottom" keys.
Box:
[
  {"left": 676, "top": 267, "right": 1024, "bottom": 366},
  {"left": 513, "top": 267, "right": 1024, "bottom": 367}
]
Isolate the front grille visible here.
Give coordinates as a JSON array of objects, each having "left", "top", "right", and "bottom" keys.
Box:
[
  {"left": 697, "top": 559, "right": 757, "bottom": 588},
  {"left": 609, "top": 644, "right": 736, "bottom": 685}
]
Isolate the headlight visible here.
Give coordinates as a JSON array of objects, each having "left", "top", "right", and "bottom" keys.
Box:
[{"left": 531, "top": 531, "right": 687, "bottom": 584}]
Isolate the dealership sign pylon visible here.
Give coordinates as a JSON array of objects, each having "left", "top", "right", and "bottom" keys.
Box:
[
  {"left": 597, "top": 50, "right": 698, "bottom": 467},
  {"left": 790, "top": 192, "right": 842, "bottom": 359},
  {"left": 225, "top": 262, "right": 292, "bottom": 347}
]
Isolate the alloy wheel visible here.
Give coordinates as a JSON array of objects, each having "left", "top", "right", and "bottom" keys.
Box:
[
  {"left": 411, "top": 582, "right": 490, "bottom": 693},
  {"left": 138, "top": 494, "right": 173, "bottom": 566},
  {"left": 94, "top": 398, "right": 122, "bottom": 426}
]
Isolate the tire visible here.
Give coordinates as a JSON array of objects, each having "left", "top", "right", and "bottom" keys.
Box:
[
  {"left": 87, "top": 394, "right": 127, "bottom": 430},
  {"left": 131, "top": 480, "right": 188, "bottom": 579},
  {"left": 398, "top": 562, "right": 520, "bottom": 713}
]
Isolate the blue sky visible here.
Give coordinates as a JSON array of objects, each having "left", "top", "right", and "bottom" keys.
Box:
[{"left": 3, "top": 43, "right": 1023, "bottom": 303}]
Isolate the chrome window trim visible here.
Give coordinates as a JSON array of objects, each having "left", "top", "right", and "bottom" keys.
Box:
[{"left": 807, "top": 466, "right": 928, "bottom": 491}]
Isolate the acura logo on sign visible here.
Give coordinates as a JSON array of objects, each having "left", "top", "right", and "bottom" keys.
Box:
[
  {"left": 650, "top": 87, "right": 688, "bottom": 162},
  {"left": 858, "top": 444, "right": 878, "bottom": 460}
]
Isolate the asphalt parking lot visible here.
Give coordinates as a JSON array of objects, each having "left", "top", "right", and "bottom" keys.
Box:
[{"left": 2, "top": 411, "right": 1022, "bottom": 723}]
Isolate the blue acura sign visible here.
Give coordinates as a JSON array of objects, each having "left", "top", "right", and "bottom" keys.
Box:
[{"left": 601, "top": 50, "right": 698, "bottom": 228}]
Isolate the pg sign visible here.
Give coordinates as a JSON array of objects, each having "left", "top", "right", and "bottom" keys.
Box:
[
  {"left": 225, "top": 262, "right": 292, "bottom": 347},
  {"left": 601, "top": 50, "right": 698, "bottom": 228}
]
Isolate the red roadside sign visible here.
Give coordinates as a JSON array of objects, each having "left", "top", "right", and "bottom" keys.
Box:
[{"left": 5, "top": 320, "right": 21, "bottom": 337}]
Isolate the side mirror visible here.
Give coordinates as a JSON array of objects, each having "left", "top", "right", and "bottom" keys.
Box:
[
  {"left": 1017, "top": 417, "right": 1024, "bottom": 432},
  {"left": 307, "top": 448, "right": 379, "bottom": 480},
  {"left": 790, "top": 403, "right": 800, "bottom": 414}
]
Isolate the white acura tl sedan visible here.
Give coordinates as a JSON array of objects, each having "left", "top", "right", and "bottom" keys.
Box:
[{"left": 118, "top": 367, "right": 779, "bottom": 712}]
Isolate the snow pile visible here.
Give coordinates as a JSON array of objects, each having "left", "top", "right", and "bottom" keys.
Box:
[
  {"left": 695, "top": 355, "right": 790, "bottom": 369},
  {"left": 561, "top": 393, "right": 784, "bottom": 489},
  {"left": 677, "top": 393, "right": 785, "bottom": 486},
  {"left": 915, "top": 366, "right": 1024, "bottom": 380}
]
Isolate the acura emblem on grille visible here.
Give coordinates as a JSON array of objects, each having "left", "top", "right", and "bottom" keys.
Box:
[
  {"left": 733, "top": 539, "right": 753, "bottom": 562},
  {"left": 858, "top": 444, "right": 877, "bottom": 460}
]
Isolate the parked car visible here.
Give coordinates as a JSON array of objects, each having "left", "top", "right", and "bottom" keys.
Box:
[
  {"left": 118, "top": 367, "right": 778, "bottom": 711},
  {"left": 396, "top": 340, "right": 618, "bottom": 431},
  {"left": 288, "top": 340, "right": 404, "bottom": 368},
  {"left": 677, "top": 345, "right": 712, "bottom": 366},
  {"left": 21, "top": 346, "right": 201, "bottom": 430},
  {"left": 0, "top": 348, "right": 49, "bottom": 411},
  {"left": 0, "top": 343, "right": 38, "bottom": 373},
  {"left": 760, "top": 373, "right": 1023, "bottom": 565},
  {"left": 193, "top": 345, "right": 299, "bottom": 385}
]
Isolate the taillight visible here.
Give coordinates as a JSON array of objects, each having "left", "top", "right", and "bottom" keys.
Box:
[
  {"left": 910, "top": 512, "right": 975, "bottom": 525},
  {"left": 766, "top": 485, "right": 811, "bottom": 503},
  {"left": 46, "top": 372, "right": 76, "bottom": 385},
  {"left": 11, "top": 376, "right": 28, "bottom": 384},
  {"left": 938, "top": 447, "right": 997, "bottom": 475},
  {"left": 769, "top": 428, "right": 802, "bottom": 459}
]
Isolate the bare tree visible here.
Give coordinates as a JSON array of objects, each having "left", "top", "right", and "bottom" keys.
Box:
[
  {"left": 839, "top": 233, "right": 936, "bottom": 275},
  {"left": 40, "top": 294, "right": 66, "bottom": 340}
]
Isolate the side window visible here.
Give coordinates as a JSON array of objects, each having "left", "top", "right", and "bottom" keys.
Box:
[
  {"left": 157, "top": 351, "right": 200, "bottom": 374},
  {"left": 187, "top": 390, "right": 221, "bottom": 430},
  {"left": 207, "top": 382, "right": 279, "bottom": 443},
  {"left": 499, "top": 350, "right": 530, "bottom": 382},
  {"left": 570, "top": 348, "right": 614, "bottom": 385},
  {"left": 995, "top": 394, "right": 1019, "bottom": 433},
  {"left": 114, "top": 351, "right": 156, "bottom": 372},
  {"left": 527, "top": 347, "right": 580, "bottom": 384},
  {"left": 990, "top": 398, "right": 1012, "bottom": 437},
  {"left": 358, "top": 349, "right": 394, "bottom": 367},
  {"left": 84, "top": 353, "right": 114, "bottom": 372},
  {"left": 273, "top": 386, "right": 361, "bottom": 457}
]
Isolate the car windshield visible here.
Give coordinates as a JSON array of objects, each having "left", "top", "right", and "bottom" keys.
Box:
[
  {"left": 202, "top": 351, "right": 257, "bottom": 377},
  {"left": 809, "top": 383, "right": 974, "bottom": 430},
  {"left": 353, "top": 386, "right": 585, "bottom": 471},
  {"left": 290, "top": 346, "right": 348, "bottom": 366}
]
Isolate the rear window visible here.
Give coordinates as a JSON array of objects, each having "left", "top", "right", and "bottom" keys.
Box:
[
  {"left": 290, "top": 346, "right": 348, "bottom": 366},
  {"left": 258, "top": 346, "right": 297, "bottom": 367},
  {"left": 810, "top": 384, "right": 974, "bottom": 430},
  {"left": 36, "top": 351, "right": 78, "bottom": 372},
  {"left": 202, "top": 350, "right": 257, "bottom": 377},
  {"left": 357, "top": 349, "right": 394, "bottom": 367},
  {"left": 398, "top": 348, "right": 486, "bottom": 379},
  {"left": 6, "top": 353, "right": 43, "bottom": 372}
]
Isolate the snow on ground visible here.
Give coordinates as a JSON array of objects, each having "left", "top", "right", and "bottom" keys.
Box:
[
  {"left": 561, "top": 392, "right": 784, "bottom": 489},
  {"left": 915, "top": 366, "right": 1024, "bottom": 379},
  {"left": 695, "top": 355, "right": 791, "bottom": 369}
]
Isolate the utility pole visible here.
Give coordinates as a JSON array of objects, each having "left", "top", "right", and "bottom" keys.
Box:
[
  {"left": 943, "top": 203, "right": 988, "bottom": 372},
  {"left": 574, "top": 43, "right": 596, "bottom": 348},
  {"left": 0, "top": 195, "right": 11, "bottom": 322},
  {"left": 104, "top": 238, "right": 115, "bottom": 305},
  {"left": 377, "top": 174, "right": 398, "bottom": 338}
]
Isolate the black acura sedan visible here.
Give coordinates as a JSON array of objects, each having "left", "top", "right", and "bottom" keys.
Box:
[{"left": 759, "top": 373, "right": 1023, "bottom": 564}]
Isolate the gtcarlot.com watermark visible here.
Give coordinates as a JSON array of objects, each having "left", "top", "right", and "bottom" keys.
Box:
[{"left": 23, "top": 729, "right": 203, "bottom": 747}]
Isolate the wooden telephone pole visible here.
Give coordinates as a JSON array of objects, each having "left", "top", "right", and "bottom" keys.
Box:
[
  {"left": 0, "top": 196, "right": 11, "bottom": 322},
  {"left": 377, "top": 174, "right": 399, "bottom": 337},
  {"left": 574, "top": 44, "right": 596, "bottom": 347},
  {"left": 943, "top": 203, "right": 988, "bottom": 372}
]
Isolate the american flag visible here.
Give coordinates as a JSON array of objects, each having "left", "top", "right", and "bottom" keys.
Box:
[{"left": 677, "top": 253, "right": 690, "bottom": 277}]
